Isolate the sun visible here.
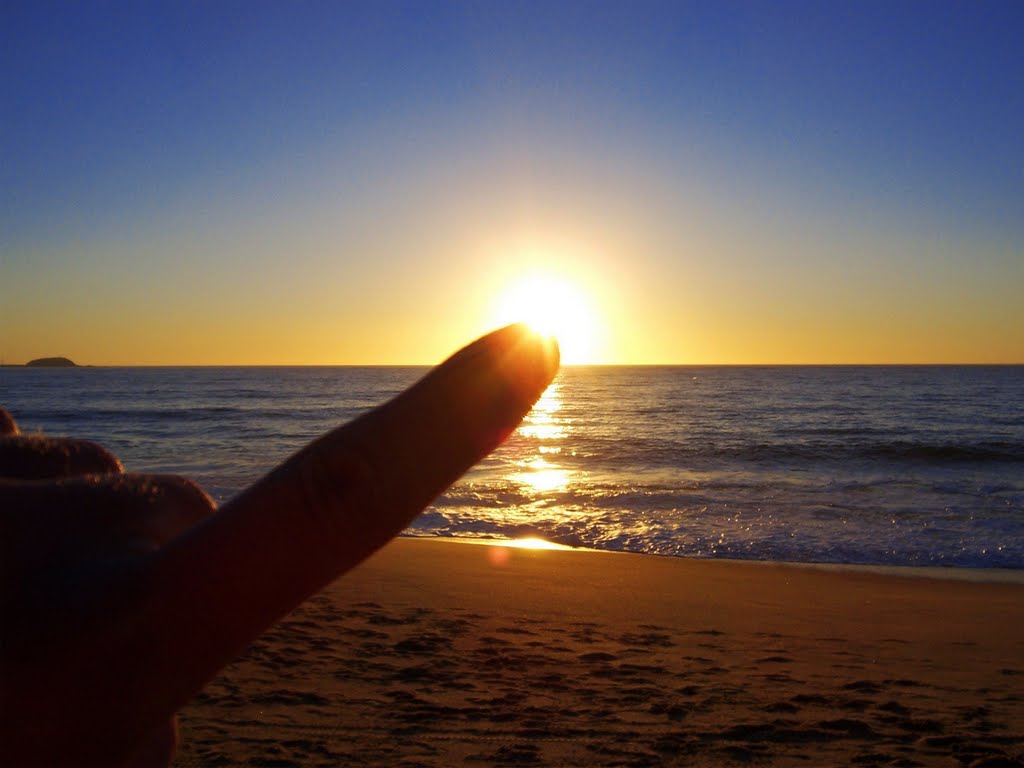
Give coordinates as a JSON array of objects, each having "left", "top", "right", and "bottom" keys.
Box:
[{"left": 491, "top": 273, "right": 598, "bottom": 363}]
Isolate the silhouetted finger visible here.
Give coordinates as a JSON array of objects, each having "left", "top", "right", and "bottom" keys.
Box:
[
  {"left": 140, "top": 325, "right": 558, "bottom": 727},
  {"left": 0, "top": 434, "right": 123, "bottom": 479},
  {"left": 0, "top": 408, "right": 18, "bottom": 435}
]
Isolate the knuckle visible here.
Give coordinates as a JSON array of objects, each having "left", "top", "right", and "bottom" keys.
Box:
[
  {"left": 147, "top": 475, "right": 216, "bottom": 515},
  {"left": 0, "top": 407, "right": 18, "bottom": 435}
]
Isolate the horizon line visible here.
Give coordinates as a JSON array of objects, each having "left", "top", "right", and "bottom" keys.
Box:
[{"left": 3, "top": 362, "right": 1023, "bottom": 369}]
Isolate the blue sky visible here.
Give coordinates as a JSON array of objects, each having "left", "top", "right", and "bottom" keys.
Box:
[{"left": 2, "top": 1, "right": 1022, "bottom": 363}]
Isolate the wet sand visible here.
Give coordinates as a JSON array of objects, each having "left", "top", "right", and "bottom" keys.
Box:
[{"left": 174, "top": 538, "right": 1024, "bottom": 767}]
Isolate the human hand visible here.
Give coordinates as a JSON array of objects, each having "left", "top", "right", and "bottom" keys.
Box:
[{"left": 1, "top": 325, "right": 558, "bottom": 767}]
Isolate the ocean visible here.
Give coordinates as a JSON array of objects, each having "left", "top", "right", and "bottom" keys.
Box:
[{"left": 2, "top": 365, "right": 1022, "bottom": 570}]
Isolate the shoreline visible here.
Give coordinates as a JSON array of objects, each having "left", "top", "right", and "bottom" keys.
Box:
[{"left": 401, "top": 533, "right": 1024, "bottom": 585}]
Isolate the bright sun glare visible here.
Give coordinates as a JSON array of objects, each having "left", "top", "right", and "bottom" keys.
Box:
[{"left": 492, "top": 273, "right": 598, "bottom": 364}]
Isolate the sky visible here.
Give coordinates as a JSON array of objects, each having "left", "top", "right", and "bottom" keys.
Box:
[{"left": 2, "top": 1, "right": 1022, "bottom": 364}]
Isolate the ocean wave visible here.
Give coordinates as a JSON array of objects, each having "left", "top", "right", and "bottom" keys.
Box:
[
  {"left": 411, "top": 505, "right": 1024, "bottom": 570},
  {"left": 864, "top": 441, "right": 1024, "bottom": 463},
  {"left": 566, "top": 436, "right": 1024, "bottom": 468}
]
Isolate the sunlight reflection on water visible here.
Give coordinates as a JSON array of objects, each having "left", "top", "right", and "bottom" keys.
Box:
[
  {"left": 517, "top": 382, "right": 567, "bottom": 441},
  {"left": 512, "top": 381, "right": 573, "bottom": 494}
]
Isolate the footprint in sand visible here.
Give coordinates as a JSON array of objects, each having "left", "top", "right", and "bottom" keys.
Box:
[
  {"left": 578, "top": 651, "right": 618, "bottom": 663},
  {"left": 620, "top": 631, "right": 675, "bottom": 647}
]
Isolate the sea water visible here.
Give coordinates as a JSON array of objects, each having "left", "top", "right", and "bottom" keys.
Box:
[{"left": 2, "top": 365, "right": 1022, "bottom": 569}]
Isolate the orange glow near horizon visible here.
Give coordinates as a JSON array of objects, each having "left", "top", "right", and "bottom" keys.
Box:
[{"left": 3, "top": 217, "right": 1022, "bottom": 366}]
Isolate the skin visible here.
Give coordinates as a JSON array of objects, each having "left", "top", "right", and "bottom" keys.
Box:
[{"left": 0, "top": 324, "right": 559, "bottom": 767}]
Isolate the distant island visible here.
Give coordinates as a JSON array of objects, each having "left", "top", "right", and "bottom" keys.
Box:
[{"left": 25, "top": 357, "right": 78, "bottom": 367}]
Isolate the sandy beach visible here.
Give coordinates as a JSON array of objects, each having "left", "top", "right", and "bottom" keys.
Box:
[{"left": 173, "top": 538, "right": 1024, "bottom": 767}]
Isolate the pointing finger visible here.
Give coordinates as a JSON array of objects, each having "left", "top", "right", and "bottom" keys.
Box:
[{"left": 139, "top": 325, "right": 558, "bottom": 727}]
